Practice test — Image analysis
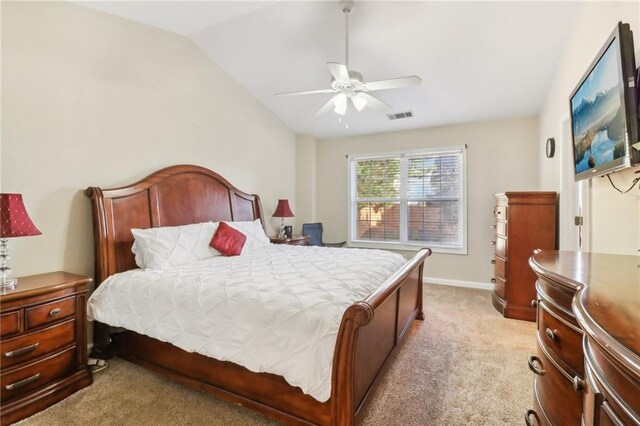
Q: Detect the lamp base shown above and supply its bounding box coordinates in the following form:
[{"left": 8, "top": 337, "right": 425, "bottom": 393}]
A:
[{"left": 0, "top": 277, "right": 17, "bottom": 292}]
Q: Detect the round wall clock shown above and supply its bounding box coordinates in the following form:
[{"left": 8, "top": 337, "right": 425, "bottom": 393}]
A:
[{"left": 546, "top": 138, "right": 555, "bottom": 158}]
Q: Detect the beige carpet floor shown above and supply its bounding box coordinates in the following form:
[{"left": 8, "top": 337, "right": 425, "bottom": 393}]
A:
[{"left": 17, "top": 284, "right": 536, "bottom": 425}]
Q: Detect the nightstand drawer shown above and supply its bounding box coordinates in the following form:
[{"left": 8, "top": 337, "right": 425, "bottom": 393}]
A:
[
  {"left": 0, "top": 346, "right": 75, "bottom": 401},
  {"left": 25, "top": 296, "right": 75, "bottom": 330},
  {"left": 1, "top": 311, "right": 22, "bottom": 337},
  {"left": 1, "top": 319, "right": 76, "bottom": 369}
]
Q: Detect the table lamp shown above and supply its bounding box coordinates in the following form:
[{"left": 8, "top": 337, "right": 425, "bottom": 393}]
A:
[
  {"left": 0, "top": 194, "right": 41, "bottom": 290},
  {"left": 272, "top": 199, "right": 294, "bottom": 239}
]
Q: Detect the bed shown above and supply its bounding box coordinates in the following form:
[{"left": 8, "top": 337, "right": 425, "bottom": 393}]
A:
[{"left": 85, "top": 164, "right": 431, "bottom": 425}]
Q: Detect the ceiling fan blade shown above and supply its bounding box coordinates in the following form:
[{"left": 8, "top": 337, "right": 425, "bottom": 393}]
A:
[
  {"left": 351, "top": 93, "right": 367, "bottom": 111},
  {"left": 326, "top": 62, "right": 351, "bottom": 84},
  {"left": 362, "top": 76, "right": 422, "bottom": 92},
  {"left": 357, "top": 92, "right": 392, "bottom": 111},
  {"left": 316, "top": 93, "right": 344, "bottom": 115},
  {"left": 275, "top": 88, "right": 337, "bottom": 97}
]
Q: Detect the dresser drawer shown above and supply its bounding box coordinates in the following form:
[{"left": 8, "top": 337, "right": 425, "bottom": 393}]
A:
[
  {"left": 1, "top": 319, "right": 76, "bottom": 369},
  {"left": 495, "top": 221, "right": 507, "bottom": 238},
  {"left": 0, "top": 346, "right": 75, "bottom": 401},
  {"left": 538, "top": 301, "right": 583, "bottom": 376},
  {"left": 25, "top": 296, "right": 75, "bottom": 330},
  {"left": 493, "top": 275, "right": 506, "bottom": 299},
  {"left": 494, "top": 256, "right": 506, "bottom": 279},
  {"left": 1, "top": 311, "right": 22, "bottom": 337},
  {"left": 527, "top": 390, "right": 550, "bottom": 426},
  {"left": 494, "top": 205, "right": 507, "bottom": 220},
  {"left": 588, "top": 339, "right": 640, "bottom": 421},
  {"left": 530, "top": 345, "right": 582, "bottom": 425},
  {"left": 495, "top": 236, "right": 507, "bottom": 257}
]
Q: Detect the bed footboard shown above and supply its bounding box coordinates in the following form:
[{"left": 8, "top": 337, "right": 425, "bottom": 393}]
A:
[{"left": 330, "top": 248, "right": 431, "bottom": 425}]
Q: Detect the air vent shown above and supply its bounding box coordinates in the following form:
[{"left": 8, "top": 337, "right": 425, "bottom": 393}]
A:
[{"left": 387, "top": 111, "right": 413, "bottom": 120}]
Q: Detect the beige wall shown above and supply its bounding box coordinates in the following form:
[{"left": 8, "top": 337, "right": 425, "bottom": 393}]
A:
[
  {"left": 538, "top": 2, "right": 640, "bottom": 254},
  {"left": 295, "top": 134, "right": 318, "bottom": 226},
  {"left": 1, "top": 2, "right": 296, "bottom": 278},
  {"left": 317, "top": 117, "right": 540, "bottom": 283}
]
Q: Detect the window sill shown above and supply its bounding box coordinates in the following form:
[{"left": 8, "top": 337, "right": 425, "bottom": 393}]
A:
[{"left": 347, "top": 240, "right": 467, "bottom": 255}]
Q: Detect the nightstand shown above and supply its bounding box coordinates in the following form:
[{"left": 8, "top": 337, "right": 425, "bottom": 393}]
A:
[
  {"left": 269, "top": 235, "right": 311, "bottom": 246},
  {"left": 0, "top": 272, "right": 93, "bottom": 425}
]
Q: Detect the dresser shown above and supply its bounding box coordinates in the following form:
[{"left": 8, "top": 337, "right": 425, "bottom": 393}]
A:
[
  {"left": 527, "top": 251, "right": 639, "bottom": 426},
  {"left": 0, "top": 272, "right": 93, "bottom": 425},
  {"left": 491, "top": 192, "right": 558, "bottom": 322}
]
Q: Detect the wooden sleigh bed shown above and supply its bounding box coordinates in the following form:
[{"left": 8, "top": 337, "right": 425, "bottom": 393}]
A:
[{"left": 85, "top": 164, "right": 431, "bottom": 426}]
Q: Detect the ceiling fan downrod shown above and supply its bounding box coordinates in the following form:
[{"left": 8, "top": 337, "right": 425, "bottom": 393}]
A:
[{"left": 341, "top": 0, "right": 353, "bottom": 70}]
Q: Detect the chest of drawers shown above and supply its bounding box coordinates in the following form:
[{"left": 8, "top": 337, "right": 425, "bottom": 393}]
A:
[
  {"left": 0, "top": 272, "right": 93, "bottom": 424},
  {"left": 491, "top": 192, "right": 558, "bottom": 322}
]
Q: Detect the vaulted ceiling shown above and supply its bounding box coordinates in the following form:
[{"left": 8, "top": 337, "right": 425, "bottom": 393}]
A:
[{"left": 80, "top": 1, "right": 579, "bottom": 138}]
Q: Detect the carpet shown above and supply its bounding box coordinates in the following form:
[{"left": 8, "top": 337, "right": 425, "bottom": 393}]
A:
[{"left": 16, "top": 284, "right": 535, "bottom": 425}]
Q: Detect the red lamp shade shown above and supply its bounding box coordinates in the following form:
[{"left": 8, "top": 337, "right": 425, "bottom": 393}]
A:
[
  {"left": 0, "top": 194, "right": 41, "bottom": 238},
  {"left": 272, "top": 199, "right": 294, "bottom": 218}
]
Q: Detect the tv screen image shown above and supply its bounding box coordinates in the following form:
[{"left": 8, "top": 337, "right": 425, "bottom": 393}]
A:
[{"left": 571, "top": 40, "right": 624, "bottom": 173}]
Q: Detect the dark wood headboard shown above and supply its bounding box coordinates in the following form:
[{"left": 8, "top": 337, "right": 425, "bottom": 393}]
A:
[{"left": 85, "top": 165, "right": 264, "bottom": 284}]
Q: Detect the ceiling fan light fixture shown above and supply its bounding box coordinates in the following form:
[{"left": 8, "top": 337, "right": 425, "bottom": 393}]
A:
[
  {"left": 333, "top": 93, "right": 348, "bottom": 115},
  {"left": 334, "top": 102, "right": 347, "bottom": 115},
  {"left": 351, "top": 94, "right": 367, "bottom": 111}
]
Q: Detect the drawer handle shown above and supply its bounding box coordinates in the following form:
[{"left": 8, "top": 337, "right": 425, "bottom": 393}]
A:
[
  {"left": 491, "top": 278, "right": 496, "bottom": 283},
  {"left": 4, "top": 342, "right": 40, "bottom": 358},
  {"left": 545, "top": 328, "right": 557, "bottom": 341},
  {"left": 491, "top": 241, "right": 496, "bottom": 246},
  {"left": 490, "top": 260, "right": 496, "bottom": 264},
  {"left": 527, "top": 355, "right": 545, "bottom": 376},
  {"left": 5, "top": 373, "right": 41, "bottom": 390},
  {"left": 490, "top": 225, "right": 496, "bottom": 229},
  {"left": 524, "top": 409, "right": 538, "bottom": 426},
  {"left": 573, "top": 375, "right": 586, "bottom": 392},
  {"left": 49, "top": 308, "right": 62, "bottom": 316},
  {"left": 531, "top": 299, "right": 538, "bottom": 308}
]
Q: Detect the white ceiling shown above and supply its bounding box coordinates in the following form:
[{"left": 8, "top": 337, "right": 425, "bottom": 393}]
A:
[{"left": 79, "top": 1, "right": 579, "bottom": 139}]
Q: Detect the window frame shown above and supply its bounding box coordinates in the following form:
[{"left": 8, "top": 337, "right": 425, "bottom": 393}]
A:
[{"left": 347, "top": 146, "right": 467, "bottom": 254}]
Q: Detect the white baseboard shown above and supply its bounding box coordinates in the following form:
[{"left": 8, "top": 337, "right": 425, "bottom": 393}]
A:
[{"left": 423, "top": 276, "right": 493, "bottom": 291}]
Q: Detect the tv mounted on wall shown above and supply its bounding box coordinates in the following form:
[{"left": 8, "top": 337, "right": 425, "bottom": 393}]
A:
[{"left": 569, "top": 22, "right": 639, "bottom": 182}]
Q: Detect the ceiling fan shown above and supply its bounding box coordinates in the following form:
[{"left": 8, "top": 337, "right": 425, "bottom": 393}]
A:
[{"left": 275, "top": 0, "right": 422, "bottom": 116}]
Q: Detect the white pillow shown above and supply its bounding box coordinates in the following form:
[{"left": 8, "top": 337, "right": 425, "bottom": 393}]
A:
[
  {"left": 131, "top": 221, "right": 220, "bottom": 270},
  {"left": 226, "top": 219, "right": 270, "bottom": 253}
]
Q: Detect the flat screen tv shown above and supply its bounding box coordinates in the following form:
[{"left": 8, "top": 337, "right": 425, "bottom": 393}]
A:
[{"left": 570, "top": 22, "right": 639, "bottom": 181}]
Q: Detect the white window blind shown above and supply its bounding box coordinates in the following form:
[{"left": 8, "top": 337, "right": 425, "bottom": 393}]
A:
[{"left": 348, "top": 146, "right": 467, "bottom": 253}]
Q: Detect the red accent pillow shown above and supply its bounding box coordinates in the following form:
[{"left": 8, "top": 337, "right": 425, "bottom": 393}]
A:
[{"left": 210, "top": 222, "right": 247, "bottom": 256}]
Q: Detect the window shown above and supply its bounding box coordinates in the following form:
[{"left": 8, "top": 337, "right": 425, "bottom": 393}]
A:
[{"left": 348, "top": 146, "right": 467, "bottom": 254}]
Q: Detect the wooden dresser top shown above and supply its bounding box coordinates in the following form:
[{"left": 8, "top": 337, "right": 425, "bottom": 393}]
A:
[{"left": 531, "top": 250, "right": 640, "bottom": 357}]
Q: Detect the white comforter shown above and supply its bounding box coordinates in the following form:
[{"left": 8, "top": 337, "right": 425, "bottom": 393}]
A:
[{"left": 87, "top": 244, "right": 406, "bottom": 402}]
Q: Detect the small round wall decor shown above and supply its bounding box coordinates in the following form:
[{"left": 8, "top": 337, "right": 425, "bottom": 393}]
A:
[{"left": 546, "top": 138, "right": 555, "bottom": 158}]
